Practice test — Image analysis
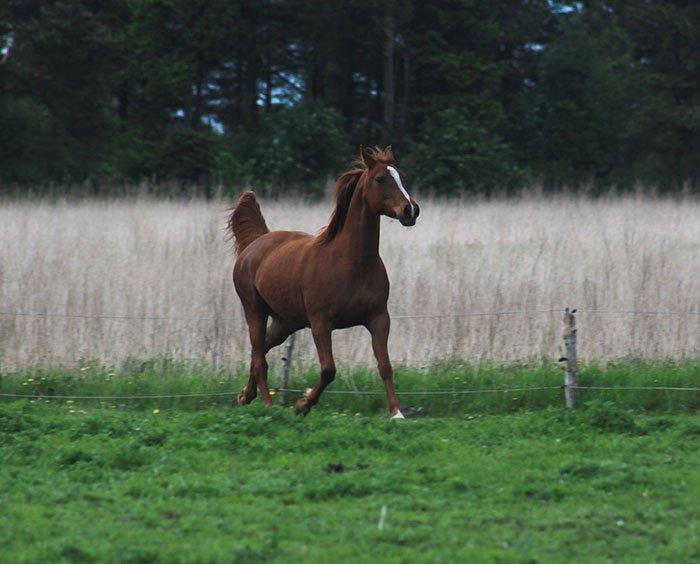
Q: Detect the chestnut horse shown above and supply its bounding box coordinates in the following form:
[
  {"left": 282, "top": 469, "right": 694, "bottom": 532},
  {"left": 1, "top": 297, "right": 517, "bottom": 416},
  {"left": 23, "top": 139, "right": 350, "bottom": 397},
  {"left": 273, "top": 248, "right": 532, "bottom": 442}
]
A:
[{"left": 226, "top": 146, "right": 419, "bottom": 418}]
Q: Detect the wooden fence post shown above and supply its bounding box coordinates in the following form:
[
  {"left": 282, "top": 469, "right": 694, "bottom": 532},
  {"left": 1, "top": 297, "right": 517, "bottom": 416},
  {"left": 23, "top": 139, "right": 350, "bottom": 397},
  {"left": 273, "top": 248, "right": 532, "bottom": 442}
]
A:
[
  {"left": 562, "top": 308, "right": 579, "bottom": 408},
  {"left": 281, "top": 333, "right": 296, "bottom": 406}
]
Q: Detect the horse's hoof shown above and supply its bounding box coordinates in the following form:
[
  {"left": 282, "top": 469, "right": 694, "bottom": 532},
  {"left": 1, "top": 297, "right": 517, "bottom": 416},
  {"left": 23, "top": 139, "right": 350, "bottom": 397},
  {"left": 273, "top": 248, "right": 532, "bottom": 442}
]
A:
[
  {"left": 294, "top": 388, "right": 314, "bottom": 416},
  {"left": 235, "top": 389, "right": 255, "bottom": 406},
  {"left": 294, "top": 398, "right": 311, "bottom": 416},
  {"left": 390, "top": 409, "right": 405, "bottom": 420}
]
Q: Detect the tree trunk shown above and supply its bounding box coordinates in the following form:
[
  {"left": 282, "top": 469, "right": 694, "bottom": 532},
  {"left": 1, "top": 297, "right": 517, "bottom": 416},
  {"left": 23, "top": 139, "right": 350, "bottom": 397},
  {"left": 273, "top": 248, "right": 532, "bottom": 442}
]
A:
[
  {"left": 192, "top": 77, "right": 203, "bottom": 129},
  {"left": 117, "top": 85, "right": 129, "bottom": 125},
  {"left": 233, "top": 51, "right": 243, "bottom": 128},
  {"left": 264, "top": 56, "right": 273, "bottom": 112},
  {"left": 381, "top": 14, "right": 395, "bottom": 145},
  {"left": 246, "top": 55, "right": 259, "bottom": 124},
  {"left": 397, "top": 46, "right": 411, "bottom": 143}
]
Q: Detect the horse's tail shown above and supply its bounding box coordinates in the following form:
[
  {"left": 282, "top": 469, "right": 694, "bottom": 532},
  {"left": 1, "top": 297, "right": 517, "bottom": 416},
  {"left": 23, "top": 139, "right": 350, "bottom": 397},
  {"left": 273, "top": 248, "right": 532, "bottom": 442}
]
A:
[{"left": 226, "top": 191, "right": 270, "bottom": 254}]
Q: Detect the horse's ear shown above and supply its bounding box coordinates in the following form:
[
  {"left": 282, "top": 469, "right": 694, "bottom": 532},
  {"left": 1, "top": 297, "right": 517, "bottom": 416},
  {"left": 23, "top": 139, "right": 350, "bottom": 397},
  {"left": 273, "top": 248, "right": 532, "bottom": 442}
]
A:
[
  {"left": 384, "top": 145, "right": 395, "bottom": 162},
  {"left": 360, "top": 145, "right": 376, "bottom": 169}
]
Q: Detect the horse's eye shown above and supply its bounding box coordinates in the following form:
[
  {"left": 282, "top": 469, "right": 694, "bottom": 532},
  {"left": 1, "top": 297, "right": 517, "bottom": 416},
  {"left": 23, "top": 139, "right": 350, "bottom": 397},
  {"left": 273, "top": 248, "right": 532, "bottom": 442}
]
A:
[{"left": 375, "top": 176, "right": 386, "bottom": 184}]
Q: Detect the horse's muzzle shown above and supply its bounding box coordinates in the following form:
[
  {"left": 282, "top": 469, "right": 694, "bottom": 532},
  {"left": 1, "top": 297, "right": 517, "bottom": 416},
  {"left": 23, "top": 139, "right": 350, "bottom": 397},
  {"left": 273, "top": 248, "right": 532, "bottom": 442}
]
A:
[{"left": 398, "top": 201, "right": 419, "bottom": 226}]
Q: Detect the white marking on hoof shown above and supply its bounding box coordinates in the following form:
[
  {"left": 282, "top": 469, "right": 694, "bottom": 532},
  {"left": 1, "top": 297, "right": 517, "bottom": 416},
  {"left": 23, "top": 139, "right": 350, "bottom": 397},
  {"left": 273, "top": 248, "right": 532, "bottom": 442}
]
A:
[{"left": 391, "top": 410, "right": 405, "bottom": 420}]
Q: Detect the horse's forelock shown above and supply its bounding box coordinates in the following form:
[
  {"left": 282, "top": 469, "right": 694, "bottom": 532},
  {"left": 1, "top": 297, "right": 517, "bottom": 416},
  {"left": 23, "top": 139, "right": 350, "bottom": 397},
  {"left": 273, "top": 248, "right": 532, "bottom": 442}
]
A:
[{"left": 353, "top": 146, "right": 396, "bottom": 169}]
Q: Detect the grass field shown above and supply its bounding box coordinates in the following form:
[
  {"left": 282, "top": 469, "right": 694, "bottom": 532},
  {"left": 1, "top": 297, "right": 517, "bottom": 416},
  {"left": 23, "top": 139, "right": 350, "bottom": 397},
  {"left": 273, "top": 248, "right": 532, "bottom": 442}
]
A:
[
  {"left": 2, "top": 360, "right": 699, "bottom": 414},
  {"left": 1, "top": 193, "right": 698, "bottom": 562},
  {"left": 2, "top": 398, "right": 700, "bottom": 562},
  {"left": 2, "top": 362, "right": 698, "bottom": 561}
]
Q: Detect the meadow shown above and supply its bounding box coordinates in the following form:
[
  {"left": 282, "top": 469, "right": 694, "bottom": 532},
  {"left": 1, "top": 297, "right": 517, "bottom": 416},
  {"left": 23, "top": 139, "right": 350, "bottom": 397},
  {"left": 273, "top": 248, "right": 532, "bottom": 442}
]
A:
[
  {"left": 0, "top": 194, "right": 698, "bottom": 371},
  {"left": 2, "top": 360, "right": 699, "bottom": 414},
  {"left": 2, "top": 399, "right": 700, "bottom": 562},
  {"left": 1, "top": 193, "right": 699, "bottom": 562}
]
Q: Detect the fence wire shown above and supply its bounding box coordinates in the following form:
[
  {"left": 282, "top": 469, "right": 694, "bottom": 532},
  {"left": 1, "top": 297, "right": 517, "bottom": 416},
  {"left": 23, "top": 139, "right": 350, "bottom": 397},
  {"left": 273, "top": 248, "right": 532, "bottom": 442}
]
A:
[
  {"left": 1, "top": 308, "right": 698, "bottom": 322},
  {"left": 0, "top": 391, "right": 234, "bottom": 400},
  {"left": 277, "top": 386, "right": 564, "bottom": 395},
  {"left": 571, "top": 385, "right": 700, "bottom": 392},
  {"left": 2, "top": 384, "right": 699, "bottom": 401}
]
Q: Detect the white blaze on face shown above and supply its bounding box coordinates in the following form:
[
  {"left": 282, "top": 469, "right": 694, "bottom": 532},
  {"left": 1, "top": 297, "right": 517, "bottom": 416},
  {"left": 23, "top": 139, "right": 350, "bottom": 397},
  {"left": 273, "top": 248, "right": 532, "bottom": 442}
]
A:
[{"left": 386, "top": 165, "right": 413, "bottom": 217}]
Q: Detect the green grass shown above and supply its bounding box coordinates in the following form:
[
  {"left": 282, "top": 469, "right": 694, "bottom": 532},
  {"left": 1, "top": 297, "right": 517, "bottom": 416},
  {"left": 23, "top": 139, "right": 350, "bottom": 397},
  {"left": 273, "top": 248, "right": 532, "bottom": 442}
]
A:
[
  {"left": 1, "top": 400, "right": 700, "bottom": 562},
  {"left": 1, "top": 359, "right": 699, "bottom": 414}
]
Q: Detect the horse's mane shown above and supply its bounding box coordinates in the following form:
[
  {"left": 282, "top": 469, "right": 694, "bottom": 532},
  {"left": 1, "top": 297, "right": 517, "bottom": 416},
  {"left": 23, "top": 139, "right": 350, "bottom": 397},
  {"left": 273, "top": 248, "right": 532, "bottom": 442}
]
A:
[
  {"left": 316, "top": 147, "right": 396, "bottom": 245},
  {"left": 315, "top": 169, "right": 363, "bottom": 245}
]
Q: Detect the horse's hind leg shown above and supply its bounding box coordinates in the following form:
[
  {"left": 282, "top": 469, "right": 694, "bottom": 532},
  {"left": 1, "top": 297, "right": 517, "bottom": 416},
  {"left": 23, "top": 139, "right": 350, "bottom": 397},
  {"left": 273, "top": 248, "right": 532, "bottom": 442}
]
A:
[
  {"left": 238, "top": 311, "right": 273, "bottom": 406},
  {"left": 295, "top": 319, "right": 335, "bottom": 416}
]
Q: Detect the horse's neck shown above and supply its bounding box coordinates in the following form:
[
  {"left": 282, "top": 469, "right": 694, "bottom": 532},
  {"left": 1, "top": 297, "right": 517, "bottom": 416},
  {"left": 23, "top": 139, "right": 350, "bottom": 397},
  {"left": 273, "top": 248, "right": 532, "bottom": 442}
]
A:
[{"left": 338, "top": 185, "right": 380, "bottom": 265}]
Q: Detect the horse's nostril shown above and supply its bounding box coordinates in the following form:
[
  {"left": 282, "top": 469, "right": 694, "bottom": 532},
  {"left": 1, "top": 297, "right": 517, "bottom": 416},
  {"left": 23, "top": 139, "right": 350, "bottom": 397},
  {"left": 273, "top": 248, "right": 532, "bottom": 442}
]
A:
[{"left": 403, "top": 204, "right": 412, "bottom": 218}]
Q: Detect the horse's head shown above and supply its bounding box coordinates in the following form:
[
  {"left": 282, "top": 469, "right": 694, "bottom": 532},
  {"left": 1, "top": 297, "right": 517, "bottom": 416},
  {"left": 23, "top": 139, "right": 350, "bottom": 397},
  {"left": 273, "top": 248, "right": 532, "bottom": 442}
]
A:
[{"left": 359, "top": 146, "right": 420, "bottom": 227}]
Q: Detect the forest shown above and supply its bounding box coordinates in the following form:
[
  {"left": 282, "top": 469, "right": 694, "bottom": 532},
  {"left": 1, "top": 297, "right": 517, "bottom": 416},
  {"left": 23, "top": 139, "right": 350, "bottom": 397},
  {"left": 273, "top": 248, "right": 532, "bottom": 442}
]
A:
[{"left": 1, "top": 0, "right": 698, "bottom": 195}]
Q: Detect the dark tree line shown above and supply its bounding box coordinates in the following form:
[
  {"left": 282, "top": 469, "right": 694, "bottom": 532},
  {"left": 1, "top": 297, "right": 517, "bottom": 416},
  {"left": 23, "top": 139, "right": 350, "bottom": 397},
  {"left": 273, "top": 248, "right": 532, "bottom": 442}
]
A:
[{"left": 1, "top": 0, "right": 698, "bottom": 195}]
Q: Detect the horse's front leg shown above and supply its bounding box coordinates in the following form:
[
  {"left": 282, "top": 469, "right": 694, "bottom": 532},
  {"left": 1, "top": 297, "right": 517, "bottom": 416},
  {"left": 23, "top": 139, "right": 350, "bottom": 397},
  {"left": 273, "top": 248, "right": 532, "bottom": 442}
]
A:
[
  {"left": 368, "top": 312, "right": 403, "bottom": 418},
  {"left": 238, "top": 312, "right": 273, "bottom": 406},
  {"left": 295, "top": 319, "right": 335, "bottom": 416}
]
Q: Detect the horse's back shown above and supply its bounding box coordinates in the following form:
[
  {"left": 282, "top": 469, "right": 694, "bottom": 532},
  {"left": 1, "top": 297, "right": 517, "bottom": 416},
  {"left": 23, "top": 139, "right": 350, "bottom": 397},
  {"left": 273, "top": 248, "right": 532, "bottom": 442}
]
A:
[{"left": 235, "top": 230, "right": 310, "bottom": 274}]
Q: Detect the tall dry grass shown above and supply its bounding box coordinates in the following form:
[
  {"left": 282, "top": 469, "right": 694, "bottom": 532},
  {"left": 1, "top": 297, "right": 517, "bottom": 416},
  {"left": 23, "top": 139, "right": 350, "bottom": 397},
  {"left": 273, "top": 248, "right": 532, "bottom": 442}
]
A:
[{"left": 0, "top": 194, "right": 698, "bottom": 370}]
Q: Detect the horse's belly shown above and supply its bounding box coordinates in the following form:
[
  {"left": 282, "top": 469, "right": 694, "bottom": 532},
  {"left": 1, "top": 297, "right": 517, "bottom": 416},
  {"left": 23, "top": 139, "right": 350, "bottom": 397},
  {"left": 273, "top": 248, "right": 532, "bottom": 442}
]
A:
[
  {"left": 332, "top": 299, "right": 385, "bottom": 328},
  {"left": 258, "top": 284, "right": 307, "bottom": 324}
]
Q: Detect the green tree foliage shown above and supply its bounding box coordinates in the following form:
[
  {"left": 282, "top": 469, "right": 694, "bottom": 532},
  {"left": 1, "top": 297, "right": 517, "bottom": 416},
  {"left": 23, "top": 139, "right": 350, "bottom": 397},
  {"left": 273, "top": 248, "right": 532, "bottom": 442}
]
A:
[
  {"left": 404, "top": 108, "right": 525, "bottom": 194},
  {"left": 215, "top": 103, "right": 348, "bottom": 195},
  {"left": 0, "top": 0, "right": 697, "bottom": 194},
  {"left": 611, "top": 0, "right": 700, "bottom": 187},
  {"left": 525, "top": 17, "right": 635, "bottom": 187},
  {"left": 0, "top": 95, "right": 56, "bottom": 183}
]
